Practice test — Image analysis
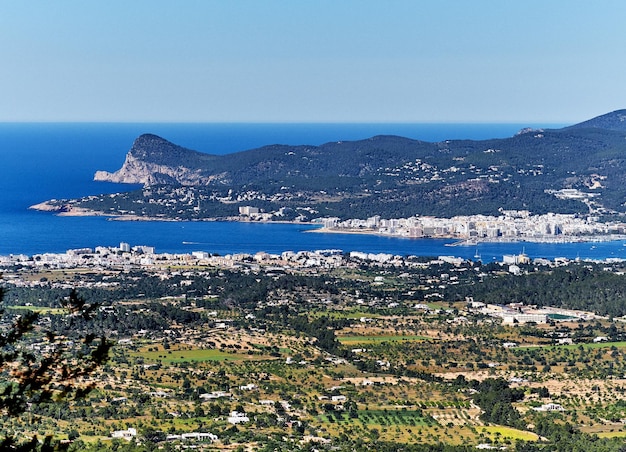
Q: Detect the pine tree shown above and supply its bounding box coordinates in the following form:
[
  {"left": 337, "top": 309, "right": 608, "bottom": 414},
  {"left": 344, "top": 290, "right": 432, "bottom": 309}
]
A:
[{"left": 0, "top": 287, "right": 111, "bottom": 450}]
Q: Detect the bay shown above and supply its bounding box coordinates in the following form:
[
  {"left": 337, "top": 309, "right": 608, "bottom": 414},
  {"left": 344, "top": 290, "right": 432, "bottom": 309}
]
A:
[{"left": 6, "top": 122, "right": 622, "bottom": 262}]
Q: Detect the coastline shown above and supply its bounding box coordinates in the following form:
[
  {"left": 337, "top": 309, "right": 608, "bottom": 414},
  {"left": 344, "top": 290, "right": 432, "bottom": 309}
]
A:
[
  {"left": 29, "top": 202, "right": 116, "bottom": 218},
  {"left": 310, "top": 226, "right": 626, "bottom": 245},
  {"left": 306, "top": 227, "right": 377, "bottom": 235},
  {"left": 28, "top": 202, "right": 316, "bottom": 225},
  {"left": 29, "top": 201, "right": 626, "bottom": 245}
]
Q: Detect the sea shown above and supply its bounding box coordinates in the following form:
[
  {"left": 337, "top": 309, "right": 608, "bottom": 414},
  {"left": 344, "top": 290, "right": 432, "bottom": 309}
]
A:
[{"left": 2, "top": 122, "right": 625, "bottom": 262}]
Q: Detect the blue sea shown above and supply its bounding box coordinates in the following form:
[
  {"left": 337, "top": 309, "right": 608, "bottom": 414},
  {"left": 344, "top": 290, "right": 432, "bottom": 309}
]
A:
[{"left": 3, "top": 122, "right": 624, "bottom": 261}]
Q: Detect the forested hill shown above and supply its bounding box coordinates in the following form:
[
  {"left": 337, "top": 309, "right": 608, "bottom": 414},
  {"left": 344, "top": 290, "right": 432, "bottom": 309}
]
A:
[
  {"left": 54, "top": 110, "right": 626, "bottom": 219},
  {"left": 564, "top": 109, "right": 626, "bottom": 131}
]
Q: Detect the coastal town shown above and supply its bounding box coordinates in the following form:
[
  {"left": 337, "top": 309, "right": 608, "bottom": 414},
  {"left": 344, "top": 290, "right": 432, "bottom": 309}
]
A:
[
  {"left": 0, "top": 241, "right": 614, "bottom": 327},
  {"left": 0, "top": 236, "right": 613, "bottom": 278},
  {"left": 312, "top": 210, "right": 626, "bottom": 243}
]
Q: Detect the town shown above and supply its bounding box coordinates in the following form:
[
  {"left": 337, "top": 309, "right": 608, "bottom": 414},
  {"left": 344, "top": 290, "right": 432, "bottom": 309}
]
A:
[{"left": 313, "top": 210, "right": 626, "bottom": 242}]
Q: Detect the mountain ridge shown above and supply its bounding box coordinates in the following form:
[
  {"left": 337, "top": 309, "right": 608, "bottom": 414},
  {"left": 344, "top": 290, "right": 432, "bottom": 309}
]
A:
[
  {"left": 565, "top": 109, "right": 626, "bottom": 131},
  {"left": 41, "top": 110, "right": 626, "bottom": 220},
  {"left": 95, "top": 110, "right": 626, "bottom": 188}
]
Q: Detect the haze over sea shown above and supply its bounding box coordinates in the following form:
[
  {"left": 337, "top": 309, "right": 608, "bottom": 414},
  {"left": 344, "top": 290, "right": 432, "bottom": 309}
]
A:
[{"left": 3, "top": 122, "right": 625, "bottom": 261}]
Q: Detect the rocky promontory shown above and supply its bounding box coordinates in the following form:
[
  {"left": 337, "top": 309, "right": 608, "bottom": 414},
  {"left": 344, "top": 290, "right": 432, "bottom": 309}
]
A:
[{"left": 94, "top": 134, "right": 220, "bottom": 186}]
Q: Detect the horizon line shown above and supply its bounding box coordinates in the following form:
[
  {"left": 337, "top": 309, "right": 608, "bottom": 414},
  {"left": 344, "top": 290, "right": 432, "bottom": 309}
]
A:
[{"left": 0, "top": 119, "right": 572, "bottom": 126}]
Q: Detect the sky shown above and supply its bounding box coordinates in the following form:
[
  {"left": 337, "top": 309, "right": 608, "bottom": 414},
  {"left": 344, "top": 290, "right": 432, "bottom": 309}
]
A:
[{"left": 1, "top": 1, "right": 625, "bottom": 123}]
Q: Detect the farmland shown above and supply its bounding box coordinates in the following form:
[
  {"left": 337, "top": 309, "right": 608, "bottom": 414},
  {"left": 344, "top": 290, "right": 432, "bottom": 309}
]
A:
[{"left": 4, "top": 252, "right": 626, "bottom": 450}]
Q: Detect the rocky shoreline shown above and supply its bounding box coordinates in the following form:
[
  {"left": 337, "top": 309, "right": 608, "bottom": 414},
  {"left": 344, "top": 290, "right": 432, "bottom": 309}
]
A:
[
  {"left": 29, "top": 201, "right": 109, "bottom": 217},
  {"left": 28, "top": 201, "right": 312, "bottom": 224}
]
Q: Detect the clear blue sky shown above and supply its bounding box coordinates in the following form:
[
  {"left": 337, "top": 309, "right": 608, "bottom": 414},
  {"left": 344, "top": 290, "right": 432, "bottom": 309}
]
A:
[{"left": 1, "top": 1, "right": 625, "bottom": 123}]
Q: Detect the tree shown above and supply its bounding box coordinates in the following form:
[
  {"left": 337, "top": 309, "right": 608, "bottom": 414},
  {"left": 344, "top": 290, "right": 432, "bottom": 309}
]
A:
[{"left": 0, "top": 287, "right": 111, "bottom": 450}]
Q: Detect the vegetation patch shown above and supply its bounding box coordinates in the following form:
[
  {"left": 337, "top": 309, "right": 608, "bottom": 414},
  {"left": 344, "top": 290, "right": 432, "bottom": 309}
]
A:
[
  {"left": 5, "top": 305, "right": 68, "bottom": 315},
  {"left": 309, "top": 310, "right": 380, "bottom": 320},
  {"left": 132, "top": 348, "right": 251, "bottom": 363},
  {"left": 481, "top": 425, "right": 539, "bottom": 442},
  {"left": 323, "top": 409, "right": 433, "bottom": 426},
  {"left": 338, "top": 334, "right": 431, "bottom": 345},
  {"left": 596, "top": 431, "right": 626, "bottom": 438},
  {"left": 531, "top": 341, "right": 626, "bottom": 351}
]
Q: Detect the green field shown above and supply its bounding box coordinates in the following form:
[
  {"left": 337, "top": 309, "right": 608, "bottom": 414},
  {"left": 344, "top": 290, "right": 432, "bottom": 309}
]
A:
[
  {"left": 544, "top": 341, "right": 626, "bottom": 351},
  {"left": 481, "top": 426, "right": 539, "bottom": 442},
  {"left": 577, "top": 341, "right": 626, "bottom": 349},
  {"left": 133, "top": 348, "right": 251, "bottom": 363},
  {"left": 309, "top": 310, "right": 380, "bottom": 320},
  {"left": 596, "top": 431, "right": 626, "bottom": 438},
  {"left": 338, "top": 334, "right": 431, "bottom": 345},
  {"left": 5, "top": 305, "right": 67, "bottom": 315}
]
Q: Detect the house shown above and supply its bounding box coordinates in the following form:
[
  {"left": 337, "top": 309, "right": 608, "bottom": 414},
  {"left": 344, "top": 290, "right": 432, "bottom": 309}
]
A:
[
  {"left": 150, "top": 390, "right": 170, "bottom": 398},
  {"left": 199, "top": 391, "right": 231, "bottom": 400},
  {"left": 227, "top": 411, "right": 250, "bottom": 424},
  {"left": 509, "top": 377, "right": 528, "bottom": 384},
  {"left": 534, "top": 403, "right": 565, "bottom": 412},
  {"left": 181, "top": 432, "right": 218, "bottom": 442},
  {"left": 111, "top": 428, "right": 137, "bottom": 440},
  {"left": 166, "top": 432, "right": 218, "bottom": 442},
  {"left": 280, "top": 400, "right": 292, "bottom": 411}
]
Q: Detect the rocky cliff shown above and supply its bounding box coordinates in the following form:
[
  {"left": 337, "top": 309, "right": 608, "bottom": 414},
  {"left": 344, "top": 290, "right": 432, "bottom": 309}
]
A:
[{"left": 94, "top": 134, "right": 219, "bottom": 186}]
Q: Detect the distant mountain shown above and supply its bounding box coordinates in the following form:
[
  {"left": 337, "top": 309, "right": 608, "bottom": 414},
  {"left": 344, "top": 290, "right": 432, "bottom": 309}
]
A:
[
  {"left": 36, "top": 110, "right": 626, "bottom": 220},
  {"left": 565, "top": 109, "right": 626, "bottom": 131}
]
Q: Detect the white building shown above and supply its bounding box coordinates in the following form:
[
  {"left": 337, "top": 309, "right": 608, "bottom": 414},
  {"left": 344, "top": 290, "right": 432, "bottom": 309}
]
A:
[
  {"left": 503, "top": 253, "right": 530, "bottom": 265},
  {"left": 199, "top": 391, "right": 231, "bottom": 400},
  {"left": 239, "top": 206, "right": 260, "bottom": 216},
  {"left": 534, "top": 403, "right": 565, "bottom": 412},
  {"left": 227, "top": 411, "right": 250, "bottom": 424},
  {"left": 502, "top": 313, "right": 547, "bottom": 324},
  {"left": 166, "top": 432, "right": 218, "bottom": 442},
  {"left": 111, "top": 428, "right": 137, "bottom": 440}
]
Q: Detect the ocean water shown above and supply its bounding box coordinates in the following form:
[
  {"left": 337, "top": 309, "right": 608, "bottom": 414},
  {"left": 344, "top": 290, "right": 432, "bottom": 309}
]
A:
[{"left": 6, "top": 122, "right": 623, "bottom": 262}]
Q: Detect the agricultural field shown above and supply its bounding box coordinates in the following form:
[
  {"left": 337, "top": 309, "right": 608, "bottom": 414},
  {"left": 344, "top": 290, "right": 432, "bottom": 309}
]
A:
[
  {"left": 4, "top": 257, "right": 626, "bottom": 450},
  {"left": 337, "top": 334, "right": 432, "bottom": 345}
]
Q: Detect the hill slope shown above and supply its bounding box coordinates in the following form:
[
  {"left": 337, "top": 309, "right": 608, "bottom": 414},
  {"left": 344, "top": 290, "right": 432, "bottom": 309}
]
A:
[
  {"left": 565, "top": 109, "right": 626, "bottom": 131},
  {"left": 40, "top": 110, "right": 626, "bottom": 219}
]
